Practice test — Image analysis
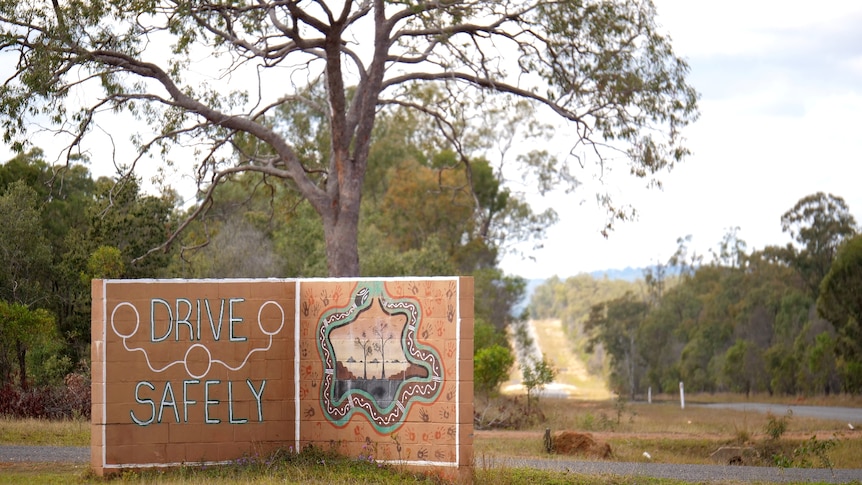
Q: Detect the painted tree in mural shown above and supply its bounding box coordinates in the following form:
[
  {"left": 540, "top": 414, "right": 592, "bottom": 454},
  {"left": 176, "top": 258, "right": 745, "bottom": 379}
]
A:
[
  {"left": 371, "top": 318, "right": 394, "bottom": 379},
  {"left": 354, "top": 333, "right": 371, "bottom": 379},
  {"left": 0, "top": 1, "right": 697, "bottom": 277}
]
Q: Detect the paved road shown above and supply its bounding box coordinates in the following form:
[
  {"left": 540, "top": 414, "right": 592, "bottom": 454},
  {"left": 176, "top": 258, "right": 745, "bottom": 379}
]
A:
[
  {"left": 0, "top": 445, "right": 88, "bottom": 463},
  {"left": 696, "top": 402, "right": 862, "bottom": 424}
]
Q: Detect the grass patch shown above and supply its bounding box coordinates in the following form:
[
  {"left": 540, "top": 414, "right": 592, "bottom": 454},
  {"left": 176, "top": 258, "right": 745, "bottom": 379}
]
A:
[
  {"left": 0, "top": 461, "right": 759, "bottom": 485},
  {"left": 0, "top": 463, "right": 87, "bottom": 485},
  {"left": 0, "top": 417, "right": 89, "bottom": 446},
  {"left": 2, "top": 447, "right": 449, "bottom": 484},
  {"left": 606, "top": 437, "right": 720, "bottom": 464}
]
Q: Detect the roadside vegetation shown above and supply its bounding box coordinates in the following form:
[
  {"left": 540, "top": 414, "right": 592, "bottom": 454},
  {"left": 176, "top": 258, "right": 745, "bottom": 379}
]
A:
[{"left": 475, "top": 397, "right": 862, "bottom": 468}]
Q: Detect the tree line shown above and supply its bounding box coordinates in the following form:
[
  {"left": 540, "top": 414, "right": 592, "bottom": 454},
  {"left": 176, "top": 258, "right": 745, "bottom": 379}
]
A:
[
  {"left": 0, "top": 150, "right": 175, "bottom": 393},
  {"left": 531, "top": 193, "right": 862, "bottom": 397}
]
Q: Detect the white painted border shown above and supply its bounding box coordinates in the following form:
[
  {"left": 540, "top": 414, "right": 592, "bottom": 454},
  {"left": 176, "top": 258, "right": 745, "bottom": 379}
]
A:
[
  {"left": 455, "top": 276, "right": 461, "bottom": 467},
  {"left": 98, "top": 277, "right": 465, "bottom": 469},
  {"left": 101, "top": 279, "right": 107, "bottom": 469},
  {"left": 294, "top": 280, "right": 301, "bottom": 452}
]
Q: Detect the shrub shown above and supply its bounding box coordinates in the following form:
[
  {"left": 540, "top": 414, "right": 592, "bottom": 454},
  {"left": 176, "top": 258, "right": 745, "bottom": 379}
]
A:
[
  {"left": 764, "top": 410, "right": 791, "bottom": 441},
  {"left": 0, "top": 372, "right": 90, "bottom": 419}
]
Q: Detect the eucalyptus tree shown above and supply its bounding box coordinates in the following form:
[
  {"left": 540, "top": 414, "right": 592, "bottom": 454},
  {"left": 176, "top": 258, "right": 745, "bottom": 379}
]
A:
[
  {"left": 781, "top": 192, "right": 858, "bottom": 297},
  {"left": 585, "top": 291, "right": 648, "bottom": 399},
  {"left": 0, "top": 0, "right": 698, "bottom": 276}
]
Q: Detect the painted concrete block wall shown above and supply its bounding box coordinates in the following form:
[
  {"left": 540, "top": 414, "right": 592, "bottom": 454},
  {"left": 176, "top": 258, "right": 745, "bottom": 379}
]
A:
[
  {"left": 296, "top": 278, "right": 473, "bottom": 479},
  {"left": 92, "top": 277, "right": 473, "bottom": 481}
]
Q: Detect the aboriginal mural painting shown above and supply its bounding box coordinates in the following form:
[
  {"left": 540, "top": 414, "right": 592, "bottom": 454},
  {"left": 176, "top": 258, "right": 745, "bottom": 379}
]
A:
[
  {"left": 297, "top": 278, "right": 470, "bottom": 468},
  {"left": 319, "top": 282, "right": 442, "bottom": 432}
]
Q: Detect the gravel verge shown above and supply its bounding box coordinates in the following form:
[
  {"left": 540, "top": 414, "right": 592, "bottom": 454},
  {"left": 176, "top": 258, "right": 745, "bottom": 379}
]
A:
[
  {"left": 0, "top": 445, "right": 88, "bottom": 463},
  {"left": 491, "top": 456, "right": 862, "bottom": 483}
]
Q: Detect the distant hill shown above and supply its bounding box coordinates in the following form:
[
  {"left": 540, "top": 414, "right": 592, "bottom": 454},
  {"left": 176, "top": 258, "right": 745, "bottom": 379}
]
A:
[
  {"left": 516, "top": 268, "right": 646, "bottom": 316},
  {"left": 588, "top": 266, "right": 644, "bottom": 282}
]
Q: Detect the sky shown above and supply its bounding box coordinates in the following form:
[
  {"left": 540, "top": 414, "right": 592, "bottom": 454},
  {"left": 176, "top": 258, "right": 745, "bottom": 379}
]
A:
[{"left": 500, "top": 0, "right": 862, "bottom": 279}]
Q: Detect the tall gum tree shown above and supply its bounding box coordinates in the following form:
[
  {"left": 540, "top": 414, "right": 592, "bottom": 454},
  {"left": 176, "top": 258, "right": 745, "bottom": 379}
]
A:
[{"left": 0, "top": 0, "right": 698, "bottom": 276}]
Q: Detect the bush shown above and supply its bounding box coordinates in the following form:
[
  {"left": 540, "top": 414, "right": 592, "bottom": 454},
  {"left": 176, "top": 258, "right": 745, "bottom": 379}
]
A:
[
  {"left": 475, "top": 344, "right": 514, "bottom": 397},
  {"left": 0, "top": 372, "right": 90, "bottom": 419},
  {"left": 764, "top": 410, "right": 791, "bottom": 441}
]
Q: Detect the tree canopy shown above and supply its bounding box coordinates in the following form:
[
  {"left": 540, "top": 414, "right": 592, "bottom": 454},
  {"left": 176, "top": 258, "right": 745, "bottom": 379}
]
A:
[
  {"left": 0, "top": 0, "right": 698, "bottom": 276},
  {"left": 781, "top": 192, "right": 858, "bottom": 297}
]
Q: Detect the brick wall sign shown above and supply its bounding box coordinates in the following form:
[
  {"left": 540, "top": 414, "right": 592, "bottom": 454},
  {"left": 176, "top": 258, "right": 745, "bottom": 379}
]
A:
[{"left": 91, "top": 277, "right": 473, "bottom": 480}]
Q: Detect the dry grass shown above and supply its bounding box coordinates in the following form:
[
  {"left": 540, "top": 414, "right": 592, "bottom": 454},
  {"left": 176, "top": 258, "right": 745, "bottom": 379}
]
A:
[
  {"left": 0, "top": 463, "right": 87, "bottom": 485},
  {"left": 0, "top": 417, "right": 89, "bottom": 446},
  {"left": 475, "top": 397, "right": 862, "bottom": 468}
]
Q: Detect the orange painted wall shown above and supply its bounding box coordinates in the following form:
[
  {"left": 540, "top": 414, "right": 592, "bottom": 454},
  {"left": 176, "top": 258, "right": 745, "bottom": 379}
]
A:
[{"left": 92, "top": 277, "right": 472, "bottom": 480}]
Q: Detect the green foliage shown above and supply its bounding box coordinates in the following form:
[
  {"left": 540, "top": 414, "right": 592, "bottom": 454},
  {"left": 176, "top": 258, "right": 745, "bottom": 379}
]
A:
[
  {"left": 818, "top": 234, "right": 862, "bottom": 390},
  {"left": 530, "top": 273, "right": 642, "bottom": 380},
  {"left": 360, "top": 231, "right": 454, "bottom": 277},
  {"left": 520, "top": 354, "right": 557, "bottom": 413},
  {"left": 0, "top": 181, "right": 52, "bottom": 305},
  {"left": 530, "top": 274, "right": 643, "bottom": 326},
  {"left": 764, "top": 411, "right": 791, "bottom": 441},
  {"left": 781, "top": 192, "right": 858, "bottom": 298},
  {"left": 27, "top": 347, "right": 73, "bottom": 388},
  {"left": 475, "top": 318, "right": 509, "bottom": 352},
  {"left": 0, "top": 152, "right": 96, "bottom": 370},
  {"left": 181, "top": 216, "right": 284, "bottom": 279},
  {"left": 0, "top": 301, "right": 57, "bottom": 388},
  {"left": 792, "top": 435, "right": 838, "bottom": 470},
  {"left": 475, "top": 344, "right": 515, "bottom": 398},
  {"left": 86, "top": 246, "right": 125, "bottom": 279},
  {"left": 88, "top": 177, "right": 176, "bottom": 278},
  {"left": 474, "top": 268, "right": 527, "bottom": 331},
  {"left": 722, "top": 339, "right": 766, "bottom": 396},
  {"left": 773, "top": 434, "right": 838, "bottom": 471},
  {"left": 585, "top": 292, "right": 648, "bottom": 398},
  {"left": 536, "top": 0, "right": 699, "bottom": 175}
]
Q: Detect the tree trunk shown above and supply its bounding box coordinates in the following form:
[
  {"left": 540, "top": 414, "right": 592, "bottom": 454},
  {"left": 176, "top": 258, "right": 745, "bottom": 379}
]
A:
[
  {"left": 318, "top": 154, "right": 363, "bottom": 277},
  {"left": 322, "top": 209, "right": 361, "bottom": 277}
]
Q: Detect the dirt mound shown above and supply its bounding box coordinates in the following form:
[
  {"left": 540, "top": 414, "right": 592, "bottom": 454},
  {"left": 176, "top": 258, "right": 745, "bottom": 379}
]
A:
[{"left": 551, "top": 431, "right": 612, "bottom": 459}]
